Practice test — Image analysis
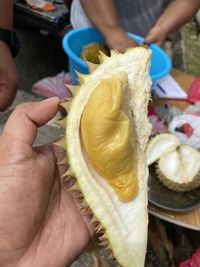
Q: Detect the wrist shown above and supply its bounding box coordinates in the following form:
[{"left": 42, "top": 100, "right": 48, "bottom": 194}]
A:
[
  {"left": 103, "top": 25, "right": 125, "bottom": 39},
  {"left": 154, "top": 19, "right": 171, "bottom": 36}
]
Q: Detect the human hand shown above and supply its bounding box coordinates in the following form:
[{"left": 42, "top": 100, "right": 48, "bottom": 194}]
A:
[
  {"left": 0, "top": 98, "right": 94, "bottom": 267},
  {"left": 0, "top": 41, "right": 19, "bottom": 111},
  {"left": 105, "top": 27, "right": 138, "bottom": 52},
  {"left": 143, "top": 24, "right": 168, "bottom": 47}
]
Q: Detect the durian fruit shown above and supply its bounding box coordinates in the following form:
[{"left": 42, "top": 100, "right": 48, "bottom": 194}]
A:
[
  {"left": 156, "top": 145, "right": 200, "bottom": 192},
  {"left": 81, "top": 42, "right": 110, "bottom": 64},
  {"left": 146, "top": 133, "right": 181, "bottom": 166},
  {"left": 147, "top": 133, "right": 200, "bottom": 192},
  {"left": 63, "top": 47, "right": 152, "bottom": 267}
]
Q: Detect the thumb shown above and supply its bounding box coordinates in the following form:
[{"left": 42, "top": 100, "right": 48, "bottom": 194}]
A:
[{"left": 2, "top": 97, "right": 60, "bottom": 146}]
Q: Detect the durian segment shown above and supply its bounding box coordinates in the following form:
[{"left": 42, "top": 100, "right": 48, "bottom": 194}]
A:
[
  {"left": 156, "top": 145, "right": 200, "bottom": 191},
  {"left": 147, "top": 133, "right": 181, "bottom": 166},
  {"left": 65, "top": 47, "right": 152, "bottom": 267},
  {"left": 81, "top": 72, "right": 138, "bottom": 201}
]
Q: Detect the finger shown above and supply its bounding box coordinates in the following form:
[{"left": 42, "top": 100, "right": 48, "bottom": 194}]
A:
[{"left": 2, "top": 97, "right": 60, "bottom": 146}]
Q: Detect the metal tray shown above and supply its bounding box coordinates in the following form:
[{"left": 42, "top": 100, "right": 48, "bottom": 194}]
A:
[{"left": 148, "top": 165, "right": 200, "bottom": 212}]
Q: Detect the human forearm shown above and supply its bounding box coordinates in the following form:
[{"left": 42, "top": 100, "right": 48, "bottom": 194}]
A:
[
  {"left": 0, "top": 0, "right": 13, "bottom": 29},
  {"left": 155, "top": 0, "right": 200, "bottom": 35},
  {"left": 80, "top": 0, "right": 137, "bottom": 50},
  {"left": 80, "top": 0, "right": 121, "bottom": 37}
]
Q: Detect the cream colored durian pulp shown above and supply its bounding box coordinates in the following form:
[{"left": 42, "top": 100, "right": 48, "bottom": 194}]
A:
[{"left": 65, "top": 47, "right": 152, "bottom": 267}]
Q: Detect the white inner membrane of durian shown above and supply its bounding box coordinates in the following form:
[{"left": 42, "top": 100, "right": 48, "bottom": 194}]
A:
[
  {"left": 147, "top": 134, "right": 181, "bottom": 166},
  {"left": 158, "top": 145, "right": 200, "bottom": 183}
]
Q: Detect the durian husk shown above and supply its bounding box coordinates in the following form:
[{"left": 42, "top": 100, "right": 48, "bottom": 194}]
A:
[
  {"left": 156, "top": 145, "right": 200, "bottom": 192},
  {"left": 63, "top": 47, "right": 152, "bottom": 267}
]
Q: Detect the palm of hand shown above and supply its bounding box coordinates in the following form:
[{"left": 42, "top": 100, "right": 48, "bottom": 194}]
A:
[{"left": 0, "top": 100, "right": 93, "bottom": 267}]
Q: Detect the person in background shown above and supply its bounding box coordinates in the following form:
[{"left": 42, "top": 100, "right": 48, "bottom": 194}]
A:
[
  {"left": 70, "top": 0, "right": 200, "bottom": 51},
  {"left": 0, "top": 97, "right": 94, "bottom": 267},
  {"left": 0, "top": 0, "right": 19, "bottom": 111}
]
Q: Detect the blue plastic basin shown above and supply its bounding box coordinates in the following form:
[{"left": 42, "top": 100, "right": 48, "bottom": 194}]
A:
[{"left": 62, "top": 27, "right": 172, "bottom": 85}]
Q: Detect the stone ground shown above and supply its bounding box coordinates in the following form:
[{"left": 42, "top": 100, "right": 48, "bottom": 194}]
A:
[{"left": 1, "top": 19, "right": 200, "bottom": 267}]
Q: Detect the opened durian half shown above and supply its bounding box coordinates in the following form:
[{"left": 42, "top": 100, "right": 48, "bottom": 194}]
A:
[
  {"left": 147, "top": 133, "right": 200, "bottom": 192},
  {"left": 63, "top": 47, "right": 152, "bottom": 267}
]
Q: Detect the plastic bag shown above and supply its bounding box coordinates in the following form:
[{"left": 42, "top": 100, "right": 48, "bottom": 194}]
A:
[
  {"left": 149, "top": 115, "right": 167, "bottom": 135},
  {"left": 169, "top": 101, "right": 200, "bottom": 148},
  {"left": 179, "top": 247, "right": 200, "bottom": 267},
  {"left": 188, "top": 75, "right": 200, "bottom": 103},
  {"left": 32, "top": 71, "right": 73, "bottom": 100},
  {"left": 169, "top": 114, "right": 200, "bottom": 148}
]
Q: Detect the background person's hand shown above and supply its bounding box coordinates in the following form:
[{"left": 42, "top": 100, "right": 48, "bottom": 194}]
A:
[
  {"left": 105, "top": 27, "right": 138, "bottom": 52},
  {"left": 0, "top": 41, "right": 19, "bottom": 111},
  {"left": 143, "top": 24, "right": 168, "bottom": 47},
  {"left": 0, "top": 98, "right": 94, "bottom": 267}
]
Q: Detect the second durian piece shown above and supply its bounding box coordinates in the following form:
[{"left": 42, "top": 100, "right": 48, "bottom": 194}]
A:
[{"left": 147, "top": 133, "right": 200, "bottom": 192}]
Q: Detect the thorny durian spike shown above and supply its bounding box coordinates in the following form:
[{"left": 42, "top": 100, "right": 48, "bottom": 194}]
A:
[
  {"left": 58, "top": 157, "right": 68, "bottom": 166},
  {"left": 60, "top": 101, "right": 72, "bottom": 113},
  {"left": 68, "top": 181, "right": 81, "bottom": 192},
  {"left": 110, "top": 49, "right": 120, "bottom": 57},
  {"left": 86, "top": 61, "right": 99, "bottom": 73},
  {"left": 62, "top": 168, "right": 71, "bottom": 179},
  {"left": 53, "top": 136, "right": 65, "bottom": 149},
  {"left": 91, "top": 252, "right": 112, "bottom": 267},
  {"left": 98, "top": 50, "right": 109, "bottom": 64},
  {"left": 67, "top": 84, "right": 80, "bottom": 97},
  {"left": 76, "top": 71, "right": 89, "bottom": 84}
]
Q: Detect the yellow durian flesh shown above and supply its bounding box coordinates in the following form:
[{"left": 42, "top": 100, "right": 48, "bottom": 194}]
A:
[
  {"left": 81, "top": 73, "right": 138, "bottom": 201},
  {"left": 65, "top": 47, "right": 152, "bottom": 267}
]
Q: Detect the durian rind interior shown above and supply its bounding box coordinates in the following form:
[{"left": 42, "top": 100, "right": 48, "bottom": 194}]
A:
[{"left": 65, "top": 47, "right": 152, "bottom": 267}]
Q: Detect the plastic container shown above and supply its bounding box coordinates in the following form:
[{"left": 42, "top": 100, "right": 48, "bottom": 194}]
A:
[{"left": 62, "top": 27, "right": 172, "bottom": 85}]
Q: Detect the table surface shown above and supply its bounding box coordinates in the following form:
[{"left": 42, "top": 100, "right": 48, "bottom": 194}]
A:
[{"left": 148, "top": 69, "right": 200, "bottom": 231}]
